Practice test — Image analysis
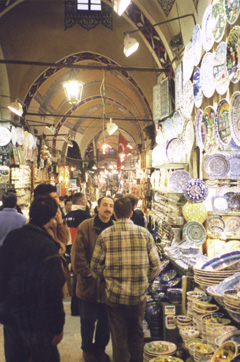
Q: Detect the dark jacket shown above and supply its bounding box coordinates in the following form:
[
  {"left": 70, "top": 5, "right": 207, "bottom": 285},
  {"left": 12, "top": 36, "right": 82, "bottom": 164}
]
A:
[
  {"left": 65, "top": 209, "right": 91, "bottom": 228},
  {"left": 0, "top": 223, "right": 65, "bottom": 335}
]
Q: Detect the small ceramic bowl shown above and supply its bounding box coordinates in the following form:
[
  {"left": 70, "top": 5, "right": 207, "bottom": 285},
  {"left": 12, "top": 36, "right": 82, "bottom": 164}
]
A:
[{"left": 195, "top": 301, "right": 219, "bottom": 312}]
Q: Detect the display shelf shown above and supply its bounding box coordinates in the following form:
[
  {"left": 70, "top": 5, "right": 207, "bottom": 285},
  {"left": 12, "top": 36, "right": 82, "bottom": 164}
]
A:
[{"left": 208, "top": 211, "right": 240, "bottom": 216}]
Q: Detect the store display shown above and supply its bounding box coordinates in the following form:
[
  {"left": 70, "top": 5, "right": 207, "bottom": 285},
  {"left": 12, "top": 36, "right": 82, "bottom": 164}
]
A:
[
  {"left": 183, "top": 41, "right": 193, "bottom": 85},
  {"left": 182, "top": 80, "right": 194, "bottom": 119},
  {"left": 172, "top": 110, "right": 184, "bottom": 135},
  {"left": 204, "top": 154, "right": 230, "bottom": 178},
  {"left": 212, "top": 0, "right": 227, "bottom": 42},
  {"left": 168, "top": 170, "right": 191, "bottom": 193},
  {"left": 213, "top": 42, "right": 230, "bottom": 95},
  {"left": 192, "top": 24, "right": 202, "bottom": 66},
  {"left": 193, "top": 67, "right": 203, "bottom": 108},
  {"left": 166, "top": 137, "right": 186, "bottom": 163},
  {"left": 215, "top": 99, "right": 231, "bottom": 147},
  {"left": 201, "top": 52, "right": 215, "bottom": 98},
  {"left": 227, "top": 26, "right": 240, "bottom": 83},
  {"left": 0, "top": 126, "right": 11, "bottom": 147},
  {"left": 184, "top": 179, "right": 208, "bottom": 203},
  {"left": 201, "top": 6, "right": 215, "bottom": 51},
  {"left": 183, "top": 221, "right": 206, "bottom": 245},
  {"left": 224, "top": 0, "right": 240, "bottom": 24},
  {"left": 182, "top": 202, "right": 208, "bottom": 223},
  {"left": 228, "top": 153, "right": 240, "bottom": 178}
]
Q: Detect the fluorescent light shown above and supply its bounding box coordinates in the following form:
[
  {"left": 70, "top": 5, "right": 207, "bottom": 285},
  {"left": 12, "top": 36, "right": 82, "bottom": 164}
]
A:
[
  {"left": 107, "top": 118, "right": 118, "bottom": 135},
  {"left": 123, "top": 34, "right": 139, "bottom": 57},
  {"left": 8, "top": 100, "right": 23, "bottom": 117},
  {"left": 114, "top": 0, "right": 131, "bottom": 15}
]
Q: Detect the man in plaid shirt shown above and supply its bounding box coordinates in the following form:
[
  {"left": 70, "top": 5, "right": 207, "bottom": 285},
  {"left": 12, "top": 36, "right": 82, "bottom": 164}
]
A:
[{"left": 91, "top": 197, "right": 160, "bottom": 362}]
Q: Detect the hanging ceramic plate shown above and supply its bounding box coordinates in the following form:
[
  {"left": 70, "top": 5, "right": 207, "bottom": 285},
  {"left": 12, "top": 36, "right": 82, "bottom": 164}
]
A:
[
  {"left": 183, "top": 120, "right": 195, "bottom": 153},
  {"left": 0, "top": 127, "right": 11, "bottom": 147},
  {"left": 201, "top": 52, "right": 215, "bottom": 98},
  {"left": 224, "top": 0, "right": 240, "bottom": 24},
  {"left": 182, "top": 80, "right": 194, "bottom": 119},
  {"left": 195, "top": 108, "right": 204, "bottom": 148},
  {"left": 212, "top": 196, "right": 229, "bottom": 211},
  {"left": 192, "top": 24, "right": 202, "bottom": 66},
  {"left": 201, "top": 6, "right": 215, "bottom": 51},
  {"left": 183, "top": 41, "right": 193, "bottom": 85},
  {"left": 228, "top": 153, "right": 240, "bottom": 178},
  {"left": 215, "top": 99, "right": 231, "bottom": 147},
  {"left": 207, "top": 216, "right": 225, "bottom": 234},
  {"left": 229, "top": 193, "right": 240, "bottom": 211},
  {"left": 152, "top": 145, "right": 165, "bottom": 167},
  {"left": 230, "top": 91, "right": 240, "bottom": 147},
  {"left": 169, "top": 170, "right": 192, "bottom": 193},
  {"left": 193, "top": 67, "right": 203, "bottom": 108},
  {"left": 213, "top": 42, "right": 230, "bottom": 95},
  {"left": 204, "top": 154, "right": 230, "bottom": 178},
  {"left": 225, "top": 216, "right": 240, "bottom": 233},
  {"left": 175, "top": 62, "right": 183, "bottom": 110},
  {"left": 15, "top": 127, "right": 24, "bottom": 146},
  {"left": 184, "top": 178, "right": 208, "bottom": 203},
  {"left": 227, "top": 26, "right": 240, "bottom": 83},
  {"left": 172, "top": 110, "right": 184, "bottom": 135},
  {"left": 162, "top": 117, "right": 177, "bottom": 141},
  {"left": 202, "top": 106, "right": 218, "bottom": 154},
  {"left": 11, "top": 126, "right": 17, "bottom": 146},
  {"left": 212, "top": 0, "right": 227, "bottom": 42},
  {"left": 166, "top": 137, "right": 186, "bottom": 163},
  {"left": 183, "top": 221, "right": 206, "bottom": 246},
  {"left": 182, "top": 202, "right": 208, "bottom": 223}
]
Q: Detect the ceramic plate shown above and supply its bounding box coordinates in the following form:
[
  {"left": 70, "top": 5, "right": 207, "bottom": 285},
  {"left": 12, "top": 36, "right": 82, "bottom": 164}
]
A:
[
  {"left": 152, "top": 145, "right": 165, "bottom": 167},
  {"left": 0, "top": 127, "right": 11, "bottom": 147},
  {"left": 227, "top": 26, "right": 240, "bottom": 83},
  {"left": 193, "top": 67, "right": 203, "bottom": 108},
  {"left": 230, "top": 91, "right": 240, "bottom": 147},
  {"left": 162, "top": 117, "right": 177, "bottom": 141},
  {"left": 217, "top": 186, "right": 231, "bottom": 196},
  {"left": 192, "top": 24, "right": 202, "bottom": 66},
  {"left": 212, "top": 196, "right": 229, "bottom": 211},
  {"left": 184, "top": 179, "right": 208, "bottom": 203},
  {"left": 182, "top": 202, "right": 208, "bottom": 223},
  {"left": 169, "top": 170, "right": 192, "bottom": 193},
  {"left": 144, "top": 341, "right": 177, "bottom": 355},
  {"left": 166, "top": 138, "right": 186, "bottom": 163},
  {"left": 172, "top": 110, "right": 184, "bottom": 135},
  {"left": 183, "top": 120, "right": 195, "bottom": 153},
  {"left": 183, "top": 41, "right": 193, "bottom": 85},
  {"left": 214, "top": 42, "right": 230, "bottom": 95},
  {"left": 202, "top": 106, "right": 218, "bottom": 154},
  {"left": 212, "top": 0, "right": 227, "bottom": 42},
  {"left": 224, "top": 0, "right": 240, "bottom": 24},
  {"left": 183, "top": 221, "right": 206, "bottom": 245},
  {"left": 11, "top": 126, "right": 17, "bottom": 146},
  {"left": 201, "top": 52, "right": 215, "bottom": 98},
  {"left": 202, "top": 6, "right": 215, "bottom": 51},
  {"left": 204, "top": 154, "right": 230, "bottom": 178},
  {"left": 225, "top": 216, "right": 240, "bottom": 233},
  {"left": 182, "top": 80, "right": 194, "bottom": 119},
  {"left": 15, "top": 127, "right": 24, "bottom": 146},
  {"left": 207, "top": 216, "right": 225, "bottom": 234},
  {"left": 195, "top": 109, "right": 204, "bottom": 148},
  {"left": 175, "top": 62, "right": 183, "bottom": 110},
  {"left": 228, "top": 154, "right": 240, "bottom": 178},
  {"left": 215, "top": 99, "right": 231, "bottom": 147},
  {"left": 229, "top": 193, "right": 240, "bottom": 211},
  {"left": 161, "top": 270, "right": 177, "bottom": 282}
]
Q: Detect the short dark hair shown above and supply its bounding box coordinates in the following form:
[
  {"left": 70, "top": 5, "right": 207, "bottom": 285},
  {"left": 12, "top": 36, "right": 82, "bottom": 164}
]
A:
[
  {"left": 34, "top": 183, "right": 57, "bottom": 198},
  {"left": 72, "top": 192, "right": 85, "bottom": 205},
  {"left": 30, "top": 195, "right": 58, "bottom": 226},
  {"left": 97, "top": 196, "right": 113, "bottom": 207},
  {"left": 114, "top": 197, "right": 132, "bottom": 219},
  {"left": 64, "top": 197, "right": 72, "bottom": 206},
  {"left": 124, "top": 193, "right": 138, "bottom": 209},
  {"left": 2, "top": 191, "right": 17, "bottom": 208}
]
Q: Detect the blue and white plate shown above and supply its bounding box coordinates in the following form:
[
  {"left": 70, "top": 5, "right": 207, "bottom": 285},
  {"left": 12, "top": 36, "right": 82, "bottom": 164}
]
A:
[
  {"left": 228, "top": 153, "right": 240, "bottom": 178},
  {"left": 202, "top": 5, "right": 215, "bottom": 51},
  {"left": 201, "top": 52, "right": 215, "bottom": 98},
  {"left": 169, "top": 170, "right": 192, "bottom": 193},
  {"left": 204, "top": 154, "right": 230, "bottom": 178},
  {"left": 193, "top": 67, "right": 203, "bottom": 108},
  {"left": 184, "top": 178, "right": 208, "bottom": 203},
  {"left": 192, "top": 24, "right": 202, "bottom": 66}
]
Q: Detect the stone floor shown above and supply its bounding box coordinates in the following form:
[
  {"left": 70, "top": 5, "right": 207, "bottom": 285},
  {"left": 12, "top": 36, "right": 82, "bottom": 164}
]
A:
[{"left": 0, "top": 299, "right": 113, "bottom": 362}]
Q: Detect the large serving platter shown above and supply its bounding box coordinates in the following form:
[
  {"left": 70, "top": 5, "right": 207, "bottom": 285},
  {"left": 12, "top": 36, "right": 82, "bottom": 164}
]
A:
[
  {"left": 162, "top": 118, "right": 177, "bottom": 141},
  {"left": 224, "top": 0, "right": 240, "bottom": 25},
  {"left": 182, "top": 202, "right": 208, "bottom": 223},
  {"left": 215, "top": 99, "right": 231, "bottom": 147},
  {"left": 0, "top": 127, "right": 11, "bottom": 147},
  {"left": 11, "top": 126, "right": 17, "bottom": 146},
  {"left": 193, "top": 67, "right": 203, "bottom": 108},
  {"left": 15, "top": 127, "right": 24, "bottom": 146},
  {"left": 201, "top": 53, "right": 215, "bottom": 98},
  {"left": 166, "top": 137, "right": 186, "bottom": 163},
  {"left": 201, "top": 6, "right": 215, "bottom": 51},
  {"left": 212, "top": 0, "right": 227, "bottom": 42},
  {"left": 225, "top": 216, "right": 240, "bottom": 233},
  {"left": 213, "top": 42, "right": 230, "bottom": 95},
  {"left": 227, "top": 26, "right": 240, "bottom": 83},
  {"left": 183, "top": 221, "right": 206, "bottom": 246},
  {"left": 168, "top": 170, "right": 191, "bottom": 193},
  {"left": 192, "top": 24, "right": 202, "bottom": 66},
  {"left": 204, "top": 154, "right": 230, "bottom": 178}
]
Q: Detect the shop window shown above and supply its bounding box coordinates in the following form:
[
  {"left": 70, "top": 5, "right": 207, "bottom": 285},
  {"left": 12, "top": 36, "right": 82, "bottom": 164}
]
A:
[{"left": 77, "top": 0, "right": 101, "bottom": 11}]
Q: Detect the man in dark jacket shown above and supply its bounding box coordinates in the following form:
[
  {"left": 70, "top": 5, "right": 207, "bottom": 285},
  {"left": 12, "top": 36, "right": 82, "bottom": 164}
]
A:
[{"left": 0, "top": 195, "right": 66, "bottom": 362}]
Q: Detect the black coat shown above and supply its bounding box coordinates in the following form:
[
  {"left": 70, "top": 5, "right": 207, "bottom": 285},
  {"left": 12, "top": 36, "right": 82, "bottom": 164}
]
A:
[
  {"left": 65, "top": 209, "right": 91, "bottom": 228},
  {"left": 0, "top": 223, "right": 65, "bottom": 335}
]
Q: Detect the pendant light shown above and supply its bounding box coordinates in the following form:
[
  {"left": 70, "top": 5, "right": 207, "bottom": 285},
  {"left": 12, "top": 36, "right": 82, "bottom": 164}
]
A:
[{"left": 62, "top": 71, "right": 84, "bottom": 105}]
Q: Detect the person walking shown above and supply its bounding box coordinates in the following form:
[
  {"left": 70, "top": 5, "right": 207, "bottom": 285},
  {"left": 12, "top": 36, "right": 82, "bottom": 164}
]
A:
[
  {"left": 71, "top": 196, "right": 114, "bottom": 362},
  {"left": 91, "top": 197, "right": 161, "bottom": 362},
  {"left": 0, "top": 195, "right": 66, "bottom": 362}
]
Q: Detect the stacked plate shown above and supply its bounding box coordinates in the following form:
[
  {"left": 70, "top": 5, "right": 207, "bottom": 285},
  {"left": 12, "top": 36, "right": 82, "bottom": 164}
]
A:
[
  {"left": 187, "top": 291, "right": 207, "bottom": 318},
  {"left": 207, "top": 272, "right": 240, "bottom": 307},
  {"left": 223, "top": 289, "right": 240, "bottom": 323},
  {"left": 194, "top": 267, "right": 237, "bottom": 289},
  {"left": 143, "top": 341, "right": 177, "bottom": 362}
]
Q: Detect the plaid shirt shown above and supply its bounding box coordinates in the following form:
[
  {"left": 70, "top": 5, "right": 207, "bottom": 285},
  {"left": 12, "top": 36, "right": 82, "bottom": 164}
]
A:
[{"left": 91, "top": 219, "right": 161, "bottom": 305}]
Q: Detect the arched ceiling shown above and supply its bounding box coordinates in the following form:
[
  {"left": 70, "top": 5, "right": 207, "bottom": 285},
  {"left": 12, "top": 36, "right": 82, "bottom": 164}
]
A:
[{"left": 0, "top": 0, "right": 209, "bottom": 167}]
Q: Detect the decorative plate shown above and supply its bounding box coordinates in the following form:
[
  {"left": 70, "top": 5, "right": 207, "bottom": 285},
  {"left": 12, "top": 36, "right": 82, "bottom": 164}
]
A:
[
  {"left": 166, "top": 138, "right": 186, "bottom": 163},
  {"left": 225, "top": 216, "right": 240, "bottom": 233},
  {"left": 192, "top": 24, "right": 202, "bottom": 66},
  {"left": 202, "top": 106, "right": 218, "bottom": 154},
  {"left": 227, "top": 26, "right": 240, "bottom": 83},
  {"left": 204, "top": 154, "right": 230, "bottom": 178},
  {"left": 212, "top": 0, "right": 227, "bottom": 42},
  {"left": 182, "top": 80, "right": 194, "bottom": 119},
  {"left": 229, "top": 138, "right": 240, "bottom": 150},
  {"left": 169, "top": 170, "right": 192, "bottom": 193},
  {"left": 162, "top": 118, "right": 177, "bottom": 141},
  {"left": 195, "top": 109, "right": 204, "bottom": 148},
  {"left": 183, "top": 120, "right": 195, "bottom": 153},
  {"left": 212, "top": 196, "right": 229, "bottom": 211},
  {"left": 184, "top": 179, "right": 208, "bottom": 203},
  {"left": 172, "top": 110, "right": 184, "bottom": 135},
  {"left": 213, "top": 42, "right": 230, "bottom": 95},
  {"left": 224, "top": 0, "right": 240, "bottom": 24},
  {"left": 152, "top": 145, "right": 165, "bottom": 167},
  {"left": 183, "top": 41, "right": 193, "bottom": 85},
  {"left": 215, "top": 99, "right": 231, "bottom": 147},
  {"left": 230, "top": 91, "right": 240, "bottom": 147},
  {"left": 217, "top": 186, "right": 231, "bottom": 196},
  {"left": 11, "top": 126, "right": 17, "bottom": 146},
  {"left": 207, "top": 216, "right": 225, "bottom": 234},
  {"left": 0, "top": 127, "right": 11, "bottom": 147},
  {"left": 183, "top": 221, "right": 206, "bottom": 246},
  {"left": 228, "top": 153, "right": 240, "bottom": 178},
  {"left": 182, "top": 202, "right": 208, "bottom": 223},
  {"left": 161, "top": 270, "right": 177, "bottom": 282},
  {"left": 193, "top": 67, "right": 203, "bottom": 108},
  {"left": 228, "top": 193, "right": 240, "bottom": 211},
  {"left": 144, "top": 341, "right": 177, "bottom": 355},
  {"left": 201, "top": 52, "right": 215, "bottom": 98},
  {"left": 15, "top": 127, "right": 24, "bottom": 146},
  {"left": 202, "top": 6, "right": 215, "bottom": 51}
]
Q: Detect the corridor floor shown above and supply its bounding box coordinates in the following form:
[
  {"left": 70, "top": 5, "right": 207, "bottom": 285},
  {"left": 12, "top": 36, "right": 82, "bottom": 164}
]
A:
[{"left": 0, "top": 299, "right": 113, "bottom": 362}]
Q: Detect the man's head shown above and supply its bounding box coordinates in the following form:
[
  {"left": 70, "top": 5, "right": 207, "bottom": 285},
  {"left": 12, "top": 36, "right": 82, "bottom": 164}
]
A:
[
  {"left": 2, "top": 191, "right": 17, "bottom": 208},
  {"left": 64, "top": 197, "right": 72, "bottom": 212},
  {"left": 72, "top": 192, "right": 87, "bottom": 206},
  {"left": 34, "top": 183, "right": 58, "bottom": 203},
  {"left": 124, "top": 193, "right": 138, "bottom": 209},
  {"left": 114, "top": 197, "right": 133, "bottom": 220},
  {"left": 97, "top": 196, "right": 114, "bottom": 222},
  {"left": 30, "top": 195, "right": 58, "bottom": 227}
]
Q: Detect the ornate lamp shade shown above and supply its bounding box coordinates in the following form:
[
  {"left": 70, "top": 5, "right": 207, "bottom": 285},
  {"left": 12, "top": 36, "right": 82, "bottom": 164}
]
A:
[{"left": 62, "top": 79, "right": 84, "bottom": 105}]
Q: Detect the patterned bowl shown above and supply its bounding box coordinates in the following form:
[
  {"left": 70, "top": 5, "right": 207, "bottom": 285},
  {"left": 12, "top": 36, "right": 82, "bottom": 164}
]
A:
[{"left": 211, "top": 341, "right": 238, "bottom": 362}]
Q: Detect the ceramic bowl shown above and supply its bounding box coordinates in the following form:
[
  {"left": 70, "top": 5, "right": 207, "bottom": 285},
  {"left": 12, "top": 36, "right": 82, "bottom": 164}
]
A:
[
  {"left": 226, "top": 308, "right": 240, "bottom": 323},
  {"left": 195, "top": 301, "right": 219, "bottom": 312},
  {"left": 197, "top": 295, "right": 213, "bottom": 303},
  {"left": 176, "top": 315, "right": 192, "bottom": 325},
  {"left": 148, "top": 357, "right": 184, "bottom": 362},
  {"left": 224, "top": 289, "right": 240, "bottom": 307},
  {"left": 194, "top": 343, "right": 215, "bottom": 355},
  {"left": 215, "top": 330, "right": 240, "bottom": 347},
  {"left": 180, "top": 326, "right": 200, "bottom": 339},
  {"left": 201, "top": 251, "right": 240, "bottom": 271},
  {"left": 211, "top": 341, "right": 238, "bottom": 362},
  {"left": 187, "top": 291, "right": 207, "bottom": 301},
  {"left": 160, "top": 270, "right": 178, "bottom": 282}
]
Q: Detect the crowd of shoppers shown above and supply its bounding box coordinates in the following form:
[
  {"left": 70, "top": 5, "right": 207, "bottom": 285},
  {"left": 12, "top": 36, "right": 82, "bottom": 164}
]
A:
[{"left": 0, "top": 185, "right": 160, "bottom": 362}]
